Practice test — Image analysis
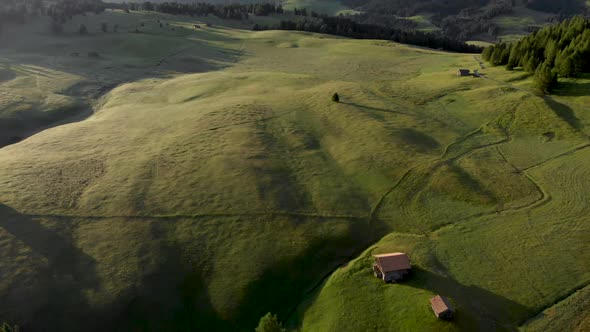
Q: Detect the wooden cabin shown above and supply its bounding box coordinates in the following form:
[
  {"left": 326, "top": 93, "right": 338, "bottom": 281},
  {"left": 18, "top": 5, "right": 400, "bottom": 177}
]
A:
[
  {"left": 457, "top": 69, "right": 470, "bottom": 76},
  {"left": 372, "top": 252, "right": 411, "bottom": 283},
  {"left": 430, "top": 295, "right": 455, "bottom": 319}
]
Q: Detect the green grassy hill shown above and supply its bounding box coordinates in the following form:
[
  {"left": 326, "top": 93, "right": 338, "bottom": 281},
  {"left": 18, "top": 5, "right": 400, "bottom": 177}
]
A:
[{"left": 0, "top": 9, "right": 589, "bottom": 332}]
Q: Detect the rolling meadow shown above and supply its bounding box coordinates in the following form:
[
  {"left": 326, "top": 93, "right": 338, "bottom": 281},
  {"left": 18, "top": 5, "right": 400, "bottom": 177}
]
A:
[{"left": 0, "top": 8, "right": 589, "bottom": 332}]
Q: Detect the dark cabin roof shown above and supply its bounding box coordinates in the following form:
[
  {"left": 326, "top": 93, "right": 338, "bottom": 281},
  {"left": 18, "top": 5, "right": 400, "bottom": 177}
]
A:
[
  {"left": 430, "top": 295, "right": 454, "bottom": 315},
  {"left": 373, "top": 253, "right": 411, "bottom": 272}
]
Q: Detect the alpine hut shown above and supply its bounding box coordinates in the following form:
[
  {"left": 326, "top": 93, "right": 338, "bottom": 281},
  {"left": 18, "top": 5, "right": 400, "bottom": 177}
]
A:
[
  {"left": 372, "top": 252, "right": 411, "bottom": 283},
  {"left": 430, "top": 295, "right": 455, "bottom": 319},
  {"left": 457, "top": 69, "right": 470, "bottom": 76}
]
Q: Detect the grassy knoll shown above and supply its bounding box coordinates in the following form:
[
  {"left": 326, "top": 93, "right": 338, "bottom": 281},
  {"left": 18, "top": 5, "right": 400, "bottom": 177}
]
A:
[
  {"left": 296, "top": 52, "right": 590, "bottom": 331},
  {"left": 0, "top": 8, "right": 589, "bottom": 332}
]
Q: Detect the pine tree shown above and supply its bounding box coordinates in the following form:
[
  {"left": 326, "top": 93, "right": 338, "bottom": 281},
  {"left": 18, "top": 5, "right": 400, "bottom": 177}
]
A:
[
  {"left": 525, "top": 54, "right": 540, "bottom": 72},
  {"left": 506, "top": 44, "right": 519, "bottom": 70},
  {"left": 534, "top": 62, "right": 557, "bottom": 95},
  {"left": 544, "top": 39, "right": 557, "bottom": 66},
  {"left": 255, "top": 313, "right": 285, "bottom": 332},
  {"left": 482, "top": 45, "right": 494, "bottom": 61},
  {"left": 332, "top": 93, "right": 340, "bottom": 102},
  {"left": 558, "top": 55, "right": 576, "bottom": 77}
]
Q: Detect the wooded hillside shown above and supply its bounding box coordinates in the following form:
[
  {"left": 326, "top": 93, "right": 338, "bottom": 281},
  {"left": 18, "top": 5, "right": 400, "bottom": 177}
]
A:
[{"left": 482, "top": 16, "right": 590, "bottom": 93}]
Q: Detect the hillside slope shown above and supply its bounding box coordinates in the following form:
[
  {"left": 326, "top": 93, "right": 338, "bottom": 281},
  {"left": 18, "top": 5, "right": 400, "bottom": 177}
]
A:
[{"left": 0, "top": 9, "right": 589, "bottom": 331}]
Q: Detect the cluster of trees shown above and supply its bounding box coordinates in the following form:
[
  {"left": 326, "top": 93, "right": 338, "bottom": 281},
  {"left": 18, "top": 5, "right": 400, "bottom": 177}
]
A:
[
  {"left": 262, "top": 16, "right": 483, "bottom": 53},
  {"left": 109, "top": 2, "right": 284, "bottom": 20},
  {"left": 482, "top": 16, "right": 590, "bottom": 93},
  {"left": 0, "top": 0, "right": 105, "bottom": 35},
  {"left": 438, "top": 0, "right": 514, "bottom": 40},
  {"left": 343, "top": 0, "right": 586, "bottom": 16},
  {"left": 334, "top": 0, "right": 587, "bottom": 41},
  {"left": 47, "top": 0, "right": 105, "bottom": 23},
  {"left": 0, "top": 0, "right": 44, "bottom": 28},
  {"left": 341, "top": 0, "right": 488, "bottom": 17}
]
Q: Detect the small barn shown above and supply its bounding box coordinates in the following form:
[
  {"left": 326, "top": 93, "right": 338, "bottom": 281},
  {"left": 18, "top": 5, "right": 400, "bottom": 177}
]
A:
[
  {"left": 430, "top": 295, "right": 455, "bottom": 319},
  {"left": 372, "top": 252, "right": 411, "bottom": 283},
  {"left": 457, "top": 69, "right": 470, "bottom": 76}
]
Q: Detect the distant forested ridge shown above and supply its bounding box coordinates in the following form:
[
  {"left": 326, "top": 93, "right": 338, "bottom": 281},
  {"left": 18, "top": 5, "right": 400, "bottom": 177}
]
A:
[
  {"left": 0, "top": 0, "right": 45, "bottom": 25},
  {"left": 106, "top": 1, "right": 283, "bottom": 19},
  {"left": 338, "top": 0, "right": 588, "bottom": 41},
  {"left": 264, "top": 16, "right": 483, "bottom": 53},
  {"left": 0, "top": 0, "right": 106, "bottom": 25},
  {"left": 482, "top": 16, "right": 590, "bottom": 93},
  {"left": 343, "top": 0, "right": 587, "bottom": 16},
  {"left": 108, "top": 1, "right": 482, "bottom": 53}
]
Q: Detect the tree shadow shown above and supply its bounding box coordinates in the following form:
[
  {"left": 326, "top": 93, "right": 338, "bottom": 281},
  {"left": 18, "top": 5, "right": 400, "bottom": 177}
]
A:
[
  {"left": 340, "top": 101, "right": 417, "bottom": 117},
  {"left": 396, "top": 127, "right": 441, "bottom": 153},
  {"left": 543, "top": 97, "right": 584, "bottom": 132},
  {"left": 553, "top": 81, "right": 590, "bottom": 97},
  {"left": 406, "top": 266, "right": 532, "bottom": 331},
  {"left": 0, "top": 203, "right": 100, "bottom": 331}
]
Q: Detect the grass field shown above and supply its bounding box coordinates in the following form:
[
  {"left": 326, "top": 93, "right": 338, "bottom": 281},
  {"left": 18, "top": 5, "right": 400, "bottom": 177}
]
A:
[
  {"left": 0, "top": 8, "right": 589, "bottom": 332},
  {"left": 407, "top": 14, "right": 441, "bottom": 33}
]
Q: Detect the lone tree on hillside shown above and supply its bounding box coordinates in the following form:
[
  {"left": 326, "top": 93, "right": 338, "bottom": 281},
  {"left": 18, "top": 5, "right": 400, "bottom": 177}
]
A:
[
  {"left": 255, "top": 313, "right": 285, "bottom": 332},
  {"left": 79, "top": 24, "right": 87, "bottom": 35},
  {"left": 332, "top": 92, "right": 339, "bottom": 102}
]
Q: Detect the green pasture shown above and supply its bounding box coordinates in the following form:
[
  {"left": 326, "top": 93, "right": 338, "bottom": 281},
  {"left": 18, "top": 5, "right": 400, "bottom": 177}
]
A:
[{"left": 0, "top": 8, "right": 589, "bottom": 332}]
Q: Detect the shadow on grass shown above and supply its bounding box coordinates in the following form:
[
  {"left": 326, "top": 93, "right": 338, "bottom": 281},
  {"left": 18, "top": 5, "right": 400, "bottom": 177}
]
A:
[
  {"left": 340, "top": 101, "right": 416, "bottom": 118},
  {"left": 111, "top": 237, "right": 232, "bottom": 332},
  {"left": 396, "top": 128, "right": 441, "bottom": 153},
  {"left": 0, "top": 11, "right": 246, "bottom": 148},
  {"left": 544, "top": 97, "right": 583, "bottom": 132},
  {"left": 232, "top": 216, "right": 388, "bottom": 331},
  {"left": 446, "top": 163, "right": 497, "bottom": 205},
  {"left": 553, "top": 81, "right": 590, "bottom": 97},
  {"left": 407, "top": 266, "right": 531, "bottom": 331},
  {"left": 0, "top": 204, "right": 100, "bottom": 331}
]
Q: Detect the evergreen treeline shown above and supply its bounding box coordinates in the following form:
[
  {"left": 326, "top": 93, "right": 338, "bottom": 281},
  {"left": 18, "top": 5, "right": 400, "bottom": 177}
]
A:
[
  {"left": 0, "top": 0, "right": 105, "bottom": 34},
  {"left": 336, "top": 0, "right": 588, "bottom": 40},
  {"left": 0, "top": 0, "right": 45, "bottom": 25},
  {"left": 47, "top": 0, "right": 106, "bottom": 23},
  {"left": 108, "top": 2, "right": 284, "bottom": 20},
  {"left": 438, "top": 0, "right": 514, "bottom": 40},
  {"left": 482, "top": 16, "right": 590, "bottom": 93},
  {"left": 258, "top": 16, "right": 483, "bottom": 53}
]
